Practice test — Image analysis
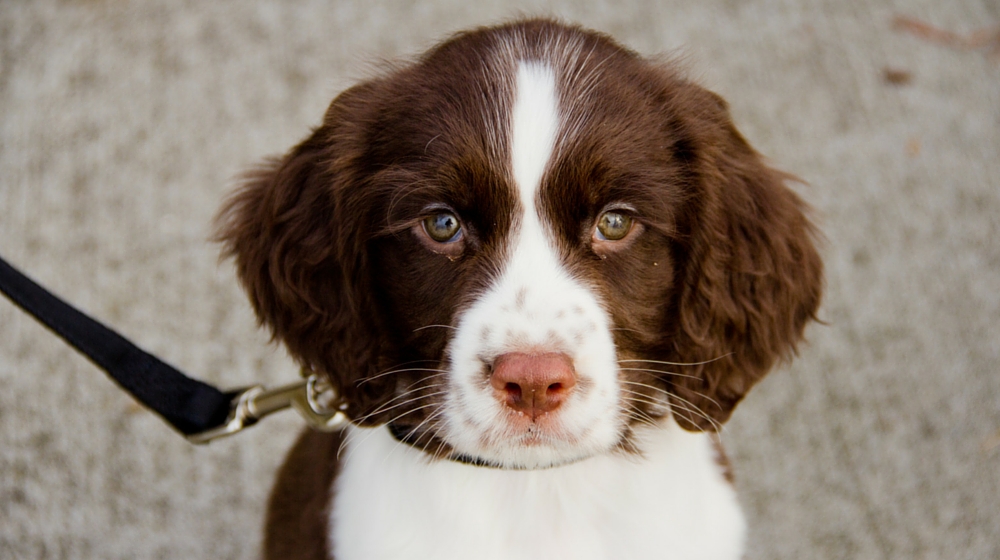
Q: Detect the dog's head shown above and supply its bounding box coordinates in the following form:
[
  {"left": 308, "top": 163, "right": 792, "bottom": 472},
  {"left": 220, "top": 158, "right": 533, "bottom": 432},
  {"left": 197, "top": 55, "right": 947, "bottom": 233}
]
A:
[{"left": 216, "top": 20, "right": 822, "bottom": 469}]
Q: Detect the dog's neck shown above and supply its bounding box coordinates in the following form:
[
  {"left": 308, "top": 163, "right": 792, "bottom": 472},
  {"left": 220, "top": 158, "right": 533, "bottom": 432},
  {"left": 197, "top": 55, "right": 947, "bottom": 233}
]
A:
[{"left": 331, "top": 421, "right": 745, "bottom": 560}]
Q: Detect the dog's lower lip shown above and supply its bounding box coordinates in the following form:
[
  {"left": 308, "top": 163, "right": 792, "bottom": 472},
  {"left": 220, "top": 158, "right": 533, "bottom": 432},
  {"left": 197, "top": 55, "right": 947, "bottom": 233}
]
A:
[
  {"left": 519, "top": 432, "right": 546, "bottom": 446},
  {"left": 509, "top": 425, "right": 559, "bottom": 445}
]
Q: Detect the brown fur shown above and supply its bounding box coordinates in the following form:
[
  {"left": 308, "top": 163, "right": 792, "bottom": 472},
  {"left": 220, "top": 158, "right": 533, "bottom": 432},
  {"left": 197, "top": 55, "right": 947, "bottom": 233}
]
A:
[{"left": 264, "top": 430, "right": 342, "bottom": 559}]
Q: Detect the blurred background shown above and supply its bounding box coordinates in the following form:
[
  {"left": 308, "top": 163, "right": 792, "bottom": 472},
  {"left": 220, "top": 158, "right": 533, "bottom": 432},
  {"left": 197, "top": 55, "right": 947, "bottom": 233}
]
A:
[{"left": 1, "top": 1, "right": 997, "bottom": 558}]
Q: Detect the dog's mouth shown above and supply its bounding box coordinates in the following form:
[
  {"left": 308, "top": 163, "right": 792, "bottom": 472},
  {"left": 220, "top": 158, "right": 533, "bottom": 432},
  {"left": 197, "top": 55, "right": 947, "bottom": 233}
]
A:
[
  {"left": 448, "top": 394, "right": 628, "bottom": 469},
  {"left": 384, "top": 401, "right": 615, "bottom": 470},
  {"left": 512, "top": 427, "right": 553, "bottom": 447}
]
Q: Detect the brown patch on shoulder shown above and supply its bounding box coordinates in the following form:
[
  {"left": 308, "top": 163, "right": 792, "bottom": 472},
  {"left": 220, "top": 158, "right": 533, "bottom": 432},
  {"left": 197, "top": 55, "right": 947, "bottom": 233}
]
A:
[
  {"left": 710, "top": 433, "right": 735, "bottom": 484},
  {"left": 265, "top": 428, "right": 344, "bottom": 560}
]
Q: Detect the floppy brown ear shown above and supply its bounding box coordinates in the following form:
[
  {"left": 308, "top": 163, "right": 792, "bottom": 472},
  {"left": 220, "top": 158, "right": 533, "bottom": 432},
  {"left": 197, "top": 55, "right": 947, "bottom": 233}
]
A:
[
  {"left": 214, "top": 125, "right": 392, "bottom": 425},
  {"left": 667, "top": 88, "right": 824, "bottom": 432}
]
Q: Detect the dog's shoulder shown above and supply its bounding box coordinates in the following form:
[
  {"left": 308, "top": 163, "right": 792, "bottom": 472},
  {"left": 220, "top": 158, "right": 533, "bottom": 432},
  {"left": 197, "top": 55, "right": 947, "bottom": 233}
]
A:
[{"left": 265, "top": 428, "right": 344, "bottom": 560}]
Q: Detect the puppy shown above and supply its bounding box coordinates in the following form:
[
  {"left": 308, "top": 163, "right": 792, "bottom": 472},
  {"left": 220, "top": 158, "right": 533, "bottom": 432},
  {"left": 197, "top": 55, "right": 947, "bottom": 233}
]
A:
[{"left": 216, "top": 19, "right": 822, "bottom": 560}]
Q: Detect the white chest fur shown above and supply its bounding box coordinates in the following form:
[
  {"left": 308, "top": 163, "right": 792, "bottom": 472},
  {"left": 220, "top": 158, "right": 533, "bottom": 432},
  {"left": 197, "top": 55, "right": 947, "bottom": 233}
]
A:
[{"left": 330, "top": 422, "right": 745, "bottom": 560}]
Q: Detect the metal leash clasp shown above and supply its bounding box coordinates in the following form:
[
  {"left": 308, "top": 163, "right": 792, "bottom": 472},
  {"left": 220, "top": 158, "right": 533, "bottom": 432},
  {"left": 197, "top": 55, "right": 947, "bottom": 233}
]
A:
[{"left": 187, "top": 373, "right": 347, "bottom": 444}]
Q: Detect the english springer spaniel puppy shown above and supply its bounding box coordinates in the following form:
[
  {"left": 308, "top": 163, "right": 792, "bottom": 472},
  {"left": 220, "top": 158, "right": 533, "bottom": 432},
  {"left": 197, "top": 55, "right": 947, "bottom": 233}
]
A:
[{"left": 217, "top": 19, "right": 823, "bottom": 560}]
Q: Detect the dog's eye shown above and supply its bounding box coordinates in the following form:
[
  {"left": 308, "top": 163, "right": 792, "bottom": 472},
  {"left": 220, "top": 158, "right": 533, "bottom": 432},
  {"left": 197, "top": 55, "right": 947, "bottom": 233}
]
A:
[
  {"left": 595, "top": 211, "right": 633, "bottom": 241},
  {"left": 423, "top": 212, "right": 462, "bottom": 243}
]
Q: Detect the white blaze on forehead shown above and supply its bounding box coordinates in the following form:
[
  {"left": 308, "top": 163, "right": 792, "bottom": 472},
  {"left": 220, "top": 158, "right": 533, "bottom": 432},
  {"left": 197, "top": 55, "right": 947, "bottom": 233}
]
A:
[
  {"left": 439, "top": 59, "right": 623, "bottom": 468},
  {"left": 511, "top": 61, "right": 559, "bottom": 209}
]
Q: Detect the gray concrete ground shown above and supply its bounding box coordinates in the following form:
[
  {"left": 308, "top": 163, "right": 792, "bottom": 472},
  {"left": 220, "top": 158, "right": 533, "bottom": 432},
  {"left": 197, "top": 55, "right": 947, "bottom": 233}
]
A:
[{"left": 1, "top": 1, "right": 997, "bottom": 558}]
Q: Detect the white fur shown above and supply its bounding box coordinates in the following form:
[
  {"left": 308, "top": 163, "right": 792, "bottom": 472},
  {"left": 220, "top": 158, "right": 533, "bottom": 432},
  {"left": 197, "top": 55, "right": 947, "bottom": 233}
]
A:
[
  {"left": 331, "top": 423, "right": 745, "bottom": 560},
  {"left": 441, "top": 62, "right": 623, "bottom": 469},
  {"left": 510, "top": 61, "right": 559, "bottom": 204}
]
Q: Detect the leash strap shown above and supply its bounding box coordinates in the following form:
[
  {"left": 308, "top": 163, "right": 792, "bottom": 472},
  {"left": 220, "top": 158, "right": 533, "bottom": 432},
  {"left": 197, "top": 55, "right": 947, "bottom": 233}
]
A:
[{"left": 0, "top": 254, "right": 234, "bottom": 436}]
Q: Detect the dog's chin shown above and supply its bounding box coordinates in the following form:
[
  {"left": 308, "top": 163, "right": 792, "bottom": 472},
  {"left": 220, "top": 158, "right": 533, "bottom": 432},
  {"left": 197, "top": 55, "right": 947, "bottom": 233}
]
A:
[
  {"left": 448, "top": 441, "right": 600, "bottom": 470},
  {"left": 383, "top": 421, "right": 597, "bottom": 470},
  {"left": 440, "top": 423, "right": 624, "bottom": 470}
]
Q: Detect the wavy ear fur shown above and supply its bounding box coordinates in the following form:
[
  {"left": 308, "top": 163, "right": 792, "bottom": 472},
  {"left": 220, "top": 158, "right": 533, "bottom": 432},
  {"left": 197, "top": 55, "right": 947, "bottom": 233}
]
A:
[
  {"left": 214, "top": 91, "right": 394, "bottom": 424},
  {"left": 667, "top": 88, "right": 824, "bottom": 431}
]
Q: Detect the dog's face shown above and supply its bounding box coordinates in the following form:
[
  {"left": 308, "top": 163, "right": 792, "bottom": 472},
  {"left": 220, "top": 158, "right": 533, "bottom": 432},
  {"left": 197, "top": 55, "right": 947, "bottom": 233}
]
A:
[{"left": 217, "top": 20, "right": 822, "bottom": 469}]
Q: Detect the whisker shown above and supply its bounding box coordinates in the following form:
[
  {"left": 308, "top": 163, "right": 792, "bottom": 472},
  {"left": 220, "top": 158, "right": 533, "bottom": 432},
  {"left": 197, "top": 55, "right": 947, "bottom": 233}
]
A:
[
  {"left": 621, "top": 380, "right": 724, "bottom": 432},
  {"left": 382, "top": 407, "right": 447, "bottom": 464},
  {"left": 361, "top": 377, "right": 446, "bottom": 409},
  {"left": 343, "top": 402, "right": 442, "bottom": 466},
  {"left": 621, "top": 380, "right": 671, "bottom": 395},
  {"left": 620, "top": 387, "right": 664, "bottom": 400},
  {"left": 431, "top": 439, "right": 451, "bottom": 463},
  {"left": 352, "top": 381, "right": 446, "bottom": 421},
  {"left": 618, "top": 367, "right": 701, "bottom": 380},
  {"left": 339, "top": 379, "right": 445, "bottom": 463},
  {"left": 666, "top": 393, "right": 724, "bottom": 433},
  {"left": 622, "top": 402, "right": 664, "bottom": 431},
  {"left": 411, "top": 412, "right": 447, "bottom": 449},
  {"left": 341, "top": 425, "right": 375, "bottom": 466},
  {"left": 353, "top": 389, "right": 448, "bottom": 424},
  {"left": 620, "top": 389, "right": 670, "bottom": 410},
  {"left": 336, "top": 429, "right": 351, "bottom": 461},
  {"left": 626, "top": 405, "right": 670, "bottom": 429},
  {"left": 413, "top": 324, "right": 457, "bottom": 332},
  {"left": 410, "top": 409, "right": 448, "bottom": 449},
  {"left": 370, "top": 387, "right": 447, "bottom": 417},
  {"left": 374, "top": 358, "right": 439, "bottom": 371},
  {"left": 617, "top": 354, "right": 733, "bottom": 367},
  {"left": 358, "top": 367, "right": 448, "bottom": 386},
  {"left": 621, "top": 379, "right": 723, "bottom": 411}
]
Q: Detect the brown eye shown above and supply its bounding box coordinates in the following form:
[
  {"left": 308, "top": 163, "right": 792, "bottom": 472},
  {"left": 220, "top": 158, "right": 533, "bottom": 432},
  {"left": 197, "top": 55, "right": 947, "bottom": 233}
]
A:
[
  {"left": 422, "top": 212, "right": 462, "bottom": 243},
  {"left": 595, "top": 211, "right": 633, "bottom": 241}
]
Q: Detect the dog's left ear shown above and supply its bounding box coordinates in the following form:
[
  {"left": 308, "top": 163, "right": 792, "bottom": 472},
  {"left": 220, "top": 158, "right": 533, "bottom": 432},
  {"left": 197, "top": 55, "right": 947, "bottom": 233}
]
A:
[
  {"left": 213, "top": 84, "right": 400, "bottom": 425},
  {"left": 666, "top": 86, "right": 824, "bottom": 432}
]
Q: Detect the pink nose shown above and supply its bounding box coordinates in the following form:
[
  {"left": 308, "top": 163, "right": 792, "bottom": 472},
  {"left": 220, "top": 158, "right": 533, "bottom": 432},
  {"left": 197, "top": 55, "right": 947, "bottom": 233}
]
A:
[{"left": 490, "top": 352, "right": 576, "bottom": 419}]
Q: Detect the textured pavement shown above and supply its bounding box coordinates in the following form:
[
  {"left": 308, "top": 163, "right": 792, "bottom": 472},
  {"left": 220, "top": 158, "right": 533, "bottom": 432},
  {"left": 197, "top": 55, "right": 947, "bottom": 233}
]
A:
[{"left": 1, "top": 1, "right": 998, "bottom": 558}]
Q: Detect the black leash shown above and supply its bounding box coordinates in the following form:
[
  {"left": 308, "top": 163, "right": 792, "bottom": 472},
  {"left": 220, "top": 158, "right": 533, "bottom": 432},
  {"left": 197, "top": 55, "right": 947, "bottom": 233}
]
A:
[
  {"left": 0, "top": 253, "right": 346, "bottom": 442},
  {"left": 0, "top": 254, "right": 234, "bottom": 435}
]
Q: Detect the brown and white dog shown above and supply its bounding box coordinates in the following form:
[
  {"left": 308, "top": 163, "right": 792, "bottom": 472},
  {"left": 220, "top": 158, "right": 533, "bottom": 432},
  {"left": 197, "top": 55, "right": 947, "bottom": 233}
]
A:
[{"left": 216, "top": 19, "right": 823, "bottom": 560}]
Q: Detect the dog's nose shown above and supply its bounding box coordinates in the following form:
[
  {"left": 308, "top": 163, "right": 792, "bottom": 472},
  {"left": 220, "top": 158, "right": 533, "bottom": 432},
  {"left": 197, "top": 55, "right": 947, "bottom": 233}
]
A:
[{"left": 490, "top": 352, "right": 576, "bottom": 419}]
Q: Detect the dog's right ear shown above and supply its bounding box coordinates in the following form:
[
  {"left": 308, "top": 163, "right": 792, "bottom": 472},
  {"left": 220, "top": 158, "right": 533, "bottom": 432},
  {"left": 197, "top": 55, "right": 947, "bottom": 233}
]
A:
[{"left": 214, "top": 118, "right": 391, "bottom": 424}]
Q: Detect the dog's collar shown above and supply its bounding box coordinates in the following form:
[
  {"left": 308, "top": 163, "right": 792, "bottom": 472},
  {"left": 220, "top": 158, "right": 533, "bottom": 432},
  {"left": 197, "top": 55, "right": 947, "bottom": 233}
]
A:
[{"left": 386, "top": 422, "right": 587, "bottom": 470}]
